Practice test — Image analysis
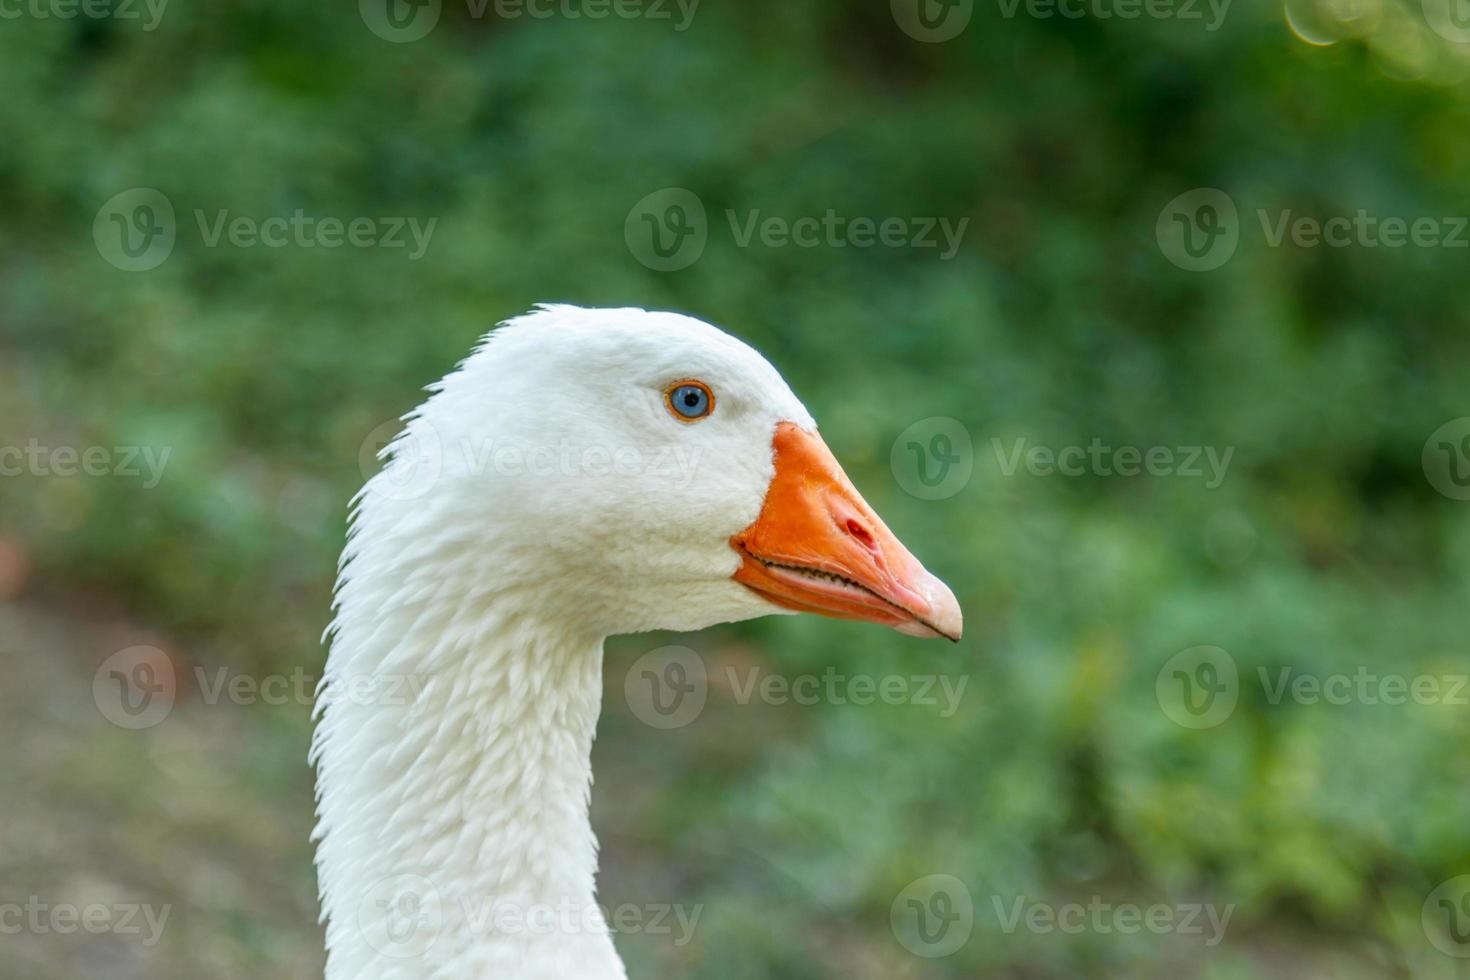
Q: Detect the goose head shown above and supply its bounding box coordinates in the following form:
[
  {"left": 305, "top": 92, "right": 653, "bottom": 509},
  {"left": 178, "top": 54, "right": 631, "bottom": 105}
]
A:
[
  {"left": 369, "top": 304, "right": 961, "bottom": 643},
  {"left": 320, "top": 304, "right": 963, "bottom": 980}
]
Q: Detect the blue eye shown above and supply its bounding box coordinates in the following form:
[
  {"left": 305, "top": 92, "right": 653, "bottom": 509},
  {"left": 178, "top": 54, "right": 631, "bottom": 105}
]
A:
[{"left": 666, "top": 381, "right": 714, "bottom": 422}]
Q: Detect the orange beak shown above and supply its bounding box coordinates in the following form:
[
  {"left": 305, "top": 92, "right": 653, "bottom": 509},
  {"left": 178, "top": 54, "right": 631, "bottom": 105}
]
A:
[{"left": 731, "top": 422, "right": 963, "bottom": 641}]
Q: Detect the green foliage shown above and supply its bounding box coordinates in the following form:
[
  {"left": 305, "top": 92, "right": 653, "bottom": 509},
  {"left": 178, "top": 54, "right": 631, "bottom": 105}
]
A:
[{"left": 3, "top": 0, "right": 1469, "bottom": 975}]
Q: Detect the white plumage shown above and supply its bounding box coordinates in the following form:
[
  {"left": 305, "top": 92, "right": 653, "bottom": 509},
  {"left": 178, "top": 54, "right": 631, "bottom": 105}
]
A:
[{"left": 311, "top": 305, "right": 960, "bottom": 979}]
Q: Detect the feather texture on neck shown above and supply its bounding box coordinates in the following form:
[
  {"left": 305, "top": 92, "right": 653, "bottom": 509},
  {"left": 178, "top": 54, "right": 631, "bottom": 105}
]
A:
[{"left": 313, "top": 527, "right": 626, "bottom": 980}]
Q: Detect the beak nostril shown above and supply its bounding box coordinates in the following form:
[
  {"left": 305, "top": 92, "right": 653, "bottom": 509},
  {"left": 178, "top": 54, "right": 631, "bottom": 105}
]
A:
[{"left": 845, "top": 518, "right": 877, "bottom": 552}]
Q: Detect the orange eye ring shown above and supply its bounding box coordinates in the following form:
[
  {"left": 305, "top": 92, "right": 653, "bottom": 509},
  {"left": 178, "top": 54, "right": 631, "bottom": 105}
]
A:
[{"left": 664, "top": 379, "right": 715, "bottom": 423}]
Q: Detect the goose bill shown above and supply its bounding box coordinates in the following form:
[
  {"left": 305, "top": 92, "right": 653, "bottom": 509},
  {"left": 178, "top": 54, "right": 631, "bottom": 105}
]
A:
[{"left": 730, "top": 422, "right": 963, "bottom": 642}]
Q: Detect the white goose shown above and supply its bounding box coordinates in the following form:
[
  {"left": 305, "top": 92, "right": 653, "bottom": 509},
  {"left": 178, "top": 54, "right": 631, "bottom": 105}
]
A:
[{"left": 311, "top": 304, "right": 962, "bottom": 980}]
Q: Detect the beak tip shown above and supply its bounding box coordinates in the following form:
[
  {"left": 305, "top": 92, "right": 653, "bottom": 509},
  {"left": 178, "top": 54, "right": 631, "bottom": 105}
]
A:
[{"left": 905, "top": 573, "right": 963, "bottom": 642}]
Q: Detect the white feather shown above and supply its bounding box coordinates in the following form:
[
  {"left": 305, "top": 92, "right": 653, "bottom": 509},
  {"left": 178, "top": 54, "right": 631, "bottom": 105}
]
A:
[{"left": 312, "top": 306, "right": 815, "bottom": 979}]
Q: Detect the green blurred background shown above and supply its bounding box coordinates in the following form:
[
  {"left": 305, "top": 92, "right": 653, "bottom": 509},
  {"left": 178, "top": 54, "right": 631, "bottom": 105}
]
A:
[{"left": 3, "top": 0, "right": 1470, "bottom": 976}]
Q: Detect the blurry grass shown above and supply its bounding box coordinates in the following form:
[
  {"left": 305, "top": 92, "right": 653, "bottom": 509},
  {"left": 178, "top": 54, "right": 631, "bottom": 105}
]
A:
[{"left": 2, "top": 0, "right": 1470, "bottom": 976}]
